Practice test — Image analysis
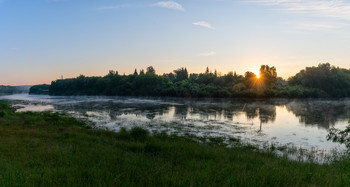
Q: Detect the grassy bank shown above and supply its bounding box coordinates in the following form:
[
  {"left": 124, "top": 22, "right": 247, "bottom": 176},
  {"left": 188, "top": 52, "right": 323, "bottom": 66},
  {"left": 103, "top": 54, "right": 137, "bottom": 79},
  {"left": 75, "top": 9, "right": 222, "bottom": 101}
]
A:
[{"left": 0, "top": 100, "right": 350, "bottom": 186}]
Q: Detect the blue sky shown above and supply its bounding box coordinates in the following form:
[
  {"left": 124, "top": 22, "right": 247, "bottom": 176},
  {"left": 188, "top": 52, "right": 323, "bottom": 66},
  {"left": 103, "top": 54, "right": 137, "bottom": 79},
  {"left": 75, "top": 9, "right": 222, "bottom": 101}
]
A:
[{"left": 1, "top": 0, "right": 350, "bottom": 85}]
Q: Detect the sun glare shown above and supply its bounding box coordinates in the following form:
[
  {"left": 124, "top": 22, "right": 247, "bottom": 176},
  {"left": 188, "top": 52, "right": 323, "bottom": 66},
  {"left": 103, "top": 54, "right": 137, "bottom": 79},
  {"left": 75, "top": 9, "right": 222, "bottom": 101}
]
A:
[{"left": 253, "top": 70, "right": 260, "bottom": 79}]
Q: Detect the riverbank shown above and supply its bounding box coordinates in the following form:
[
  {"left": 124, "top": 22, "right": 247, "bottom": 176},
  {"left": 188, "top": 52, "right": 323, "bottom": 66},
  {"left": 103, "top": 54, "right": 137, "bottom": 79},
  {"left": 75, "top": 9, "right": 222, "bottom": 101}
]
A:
[{"left": 0, "top": 100, "right": 349, "bottom": 186}]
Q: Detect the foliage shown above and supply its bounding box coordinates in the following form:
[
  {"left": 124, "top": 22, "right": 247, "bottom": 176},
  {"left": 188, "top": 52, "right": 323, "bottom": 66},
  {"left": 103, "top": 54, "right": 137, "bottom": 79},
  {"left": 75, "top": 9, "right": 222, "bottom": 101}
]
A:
[
  {"left": 173, "top": 67, "right": 189, "bottom": 82},
  {"left": 48, "top": 65, "right": 274, "bottom": 98},
  {"left": 146, "top": 66, "right": 156, "bottom": 75},
  {"left": 328, "top": 123, "right": 350, "bottom": 149},
  {"left": 29, "top": 84, "right": 50, "bottom": 95},
  {"left": 0, "top": 85, "right": 29, "bottom": 95},
  {"left": 288, "top": 63, "right": 350, "bottom": 97},
  {"left": 26, "top": 63, "right": 350, "bottom": 98},
  {"left": 260, "top": 65, "right": 277, "bottom": 88}
]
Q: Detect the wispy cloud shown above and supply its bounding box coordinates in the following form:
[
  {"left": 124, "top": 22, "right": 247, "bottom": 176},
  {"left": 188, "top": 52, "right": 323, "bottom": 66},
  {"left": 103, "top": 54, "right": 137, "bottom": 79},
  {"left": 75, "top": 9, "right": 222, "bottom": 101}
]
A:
[
  {"left": 247, "top": 0, "right": 350, "bottom": 20},
  {"left": 198, "top": 51, "right": 216, "bottom": 56},
  {"left": 154, "top": 1, "right": 184, "bottom": 11},
  {"left": 246, "top": 0, "right": 350, "bottom": 31},
  {"left": 193, "top": 21, "right": 216, "bottom": 30},
  {"left": 291, "top": 21, "right": 349, "bottom": 31}
]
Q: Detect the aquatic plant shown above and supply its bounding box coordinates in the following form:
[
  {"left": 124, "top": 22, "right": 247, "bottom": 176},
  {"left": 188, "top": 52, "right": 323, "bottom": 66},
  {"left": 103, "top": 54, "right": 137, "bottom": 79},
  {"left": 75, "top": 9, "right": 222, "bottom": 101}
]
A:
[{"left": 327, "top": 122, "right": 350, "bottom": 149}]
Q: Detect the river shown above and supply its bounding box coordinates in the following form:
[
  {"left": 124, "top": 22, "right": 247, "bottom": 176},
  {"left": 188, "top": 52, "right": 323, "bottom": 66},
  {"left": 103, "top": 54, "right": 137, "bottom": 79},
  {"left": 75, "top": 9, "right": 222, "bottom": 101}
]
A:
[{"left": 1, "top": 94, "right": 350, "bottom": 162}]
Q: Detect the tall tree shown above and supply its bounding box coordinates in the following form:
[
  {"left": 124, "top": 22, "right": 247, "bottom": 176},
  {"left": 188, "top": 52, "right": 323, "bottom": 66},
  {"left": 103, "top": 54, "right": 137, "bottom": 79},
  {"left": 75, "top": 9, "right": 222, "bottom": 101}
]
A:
[
  {"left": 260, "top": 65, "right": 277, "bottom": 88},
  {"left": 205, "top": 67, "right": 210, "bottom": 74},
  {"left": 139, "top": 69, "right": 145, "bottom": 75},
  {"left": 173, "top": 67, "right": 188, "bottom": 82},
  {"left": 146, "top": 66, "right": 156, "bottom": 75},
  {"left": 244, "top": 71, "right": 258, "bottom": 89}
]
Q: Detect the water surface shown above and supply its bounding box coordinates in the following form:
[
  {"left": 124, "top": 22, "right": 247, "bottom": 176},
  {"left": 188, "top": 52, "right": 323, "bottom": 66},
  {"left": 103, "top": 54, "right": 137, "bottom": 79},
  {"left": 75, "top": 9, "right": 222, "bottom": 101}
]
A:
[{"left": 2, "top": 94, "right": 349, "bottom": 161}]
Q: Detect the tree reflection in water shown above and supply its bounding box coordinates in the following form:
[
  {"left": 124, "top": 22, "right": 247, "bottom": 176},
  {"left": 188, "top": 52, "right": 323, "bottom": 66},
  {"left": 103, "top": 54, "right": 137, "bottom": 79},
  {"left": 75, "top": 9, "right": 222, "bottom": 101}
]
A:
[{"left": 50, "top": 97, "right": 350, "bottom": 130}]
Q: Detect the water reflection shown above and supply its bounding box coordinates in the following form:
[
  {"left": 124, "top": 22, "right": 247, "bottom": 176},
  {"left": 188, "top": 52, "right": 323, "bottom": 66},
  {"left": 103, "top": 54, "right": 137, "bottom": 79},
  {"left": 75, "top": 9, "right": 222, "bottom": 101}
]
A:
[
  {"left": 1, "top": 94, "right": 350, "bottom": 153},
  {"left": 285, "top": 100, "right": 350, "bottom": 129},
  {"left": 3, "top": 95, "right": 350, "bottom": 130}
]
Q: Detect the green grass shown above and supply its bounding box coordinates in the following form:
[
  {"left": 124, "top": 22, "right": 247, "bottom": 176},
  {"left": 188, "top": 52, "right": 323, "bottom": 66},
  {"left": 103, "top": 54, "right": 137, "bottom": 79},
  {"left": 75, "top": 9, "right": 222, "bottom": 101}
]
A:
[{"left": 0, "top": 100, "right": 350, "bottom": 186}]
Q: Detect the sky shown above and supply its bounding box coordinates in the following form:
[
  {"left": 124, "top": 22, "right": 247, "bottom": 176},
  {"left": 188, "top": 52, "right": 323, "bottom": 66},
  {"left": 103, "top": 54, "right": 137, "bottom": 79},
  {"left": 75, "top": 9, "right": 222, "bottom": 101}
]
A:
[{"left": 1, "top": 0, "right": 350, "bottom": 85}]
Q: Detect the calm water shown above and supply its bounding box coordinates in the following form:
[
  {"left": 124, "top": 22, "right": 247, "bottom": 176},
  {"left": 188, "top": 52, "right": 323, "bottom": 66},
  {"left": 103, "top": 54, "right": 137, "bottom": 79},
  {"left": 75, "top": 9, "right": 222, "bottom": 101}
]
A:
[{"left": 1, "top": 94, "right": 350, "bottom": 160}]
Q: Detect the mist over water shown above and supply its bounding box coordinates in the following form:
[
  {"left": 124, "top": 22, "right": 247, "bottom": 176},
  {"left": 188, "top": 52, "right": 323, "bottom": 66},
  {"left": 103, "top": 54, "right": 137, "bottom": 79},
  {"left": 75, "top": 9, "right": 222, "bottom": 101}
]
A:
[{"left": 2, "top": 94, "right": 349, "bottom": 158}]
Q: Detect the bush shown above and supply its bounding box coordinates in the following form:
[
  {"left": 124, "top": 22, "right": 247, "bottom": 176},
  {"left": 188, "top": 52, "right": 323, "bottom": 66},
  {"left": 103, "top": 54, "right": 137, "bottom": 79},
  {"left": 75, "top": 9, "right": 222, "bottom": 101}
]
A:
[
  {"left": 130, "top": 127, "right": 150, "bottom": 141},
  {"left": 0, "top": 110, "right": 7, "bottom": 117}
]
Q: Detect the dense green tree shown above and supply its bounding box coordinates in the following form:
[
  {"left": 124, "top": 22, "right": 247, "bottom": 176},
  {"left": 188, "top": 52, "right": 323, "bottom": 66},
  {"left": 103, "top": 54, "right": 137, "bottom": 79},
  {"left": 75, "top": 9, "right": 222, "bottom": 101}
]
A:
[
  {"left": 43, "top": 63, "right": 350, "bottom": 98},
  {"left": 29, "top": 84, "right": 50, "bottom": 95},
  {"left": 205, "top": 67, "right": 210, "bottom": 74},
  {"left": 288, "top": 63, "right": 350, "bottom": 97},
  {"left": 244, "top": 71, "right": 258, "bottom": 89},
  {"left": 173, "top": 67, "right": 188, "bottom": 82},
  {"left": 0, "top": 86, "right": 29, "bottom": 95},
  {"left": 146, "top": 66, "right": 156, "bottom": 75},
  {"left": 165, "top": 73, "right": 176, "bottom": 83},
  {"left": 259, "top": 65, "right": 277, "bottom": 87},
  {"left": 189, "top": 73, "right": 198, "bottom": 81},
  {"left": 139, "top": 69, "right": 145, "bottom": 75}
]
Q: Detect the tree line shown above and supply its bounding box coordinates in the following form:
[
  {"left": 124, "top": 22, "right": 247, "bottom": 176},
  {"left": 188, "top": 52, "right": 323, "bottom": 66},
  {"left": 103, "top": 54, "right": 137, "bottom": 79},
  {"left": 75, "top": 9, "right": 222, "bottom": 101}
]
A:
[
  {"left": 30, "top": 63, "right": 350, "bottom": 98},
  {"left": 0, "top": 86, "right": 30, "bottom": 95}
]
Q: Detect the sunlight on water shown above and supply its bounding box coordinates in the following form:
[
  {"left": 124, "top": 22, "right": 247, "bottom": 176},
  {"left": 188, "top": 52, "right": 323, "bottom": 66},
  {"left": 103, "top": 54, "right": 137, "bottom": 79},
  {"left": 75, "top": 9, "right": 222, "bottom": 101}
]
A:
[
  {"left": 15, "top": 104, "right": 54, "bottom": 112},
  {"left": 1, "top": 94, "right": 349, "bottom": 162}
]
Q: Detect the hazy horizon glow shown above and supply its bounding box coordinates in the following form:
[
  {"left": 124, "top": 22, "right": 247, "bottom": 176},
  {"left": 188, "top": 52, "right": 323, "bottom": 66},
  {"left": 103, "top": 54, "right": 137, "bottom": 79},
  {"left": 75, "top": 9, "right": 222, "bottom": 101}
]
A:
[{"left": 1, "top": 0, "right": 350, "bottom": 85}]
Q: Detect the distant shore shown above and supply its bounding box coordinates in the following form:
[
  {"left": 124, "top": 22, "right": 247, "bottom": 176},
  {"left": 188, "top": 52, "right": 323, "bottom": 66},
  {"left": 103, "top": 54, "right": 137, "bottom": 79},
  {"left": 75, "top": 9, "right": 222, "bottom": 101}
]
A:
[{"left": 29, "top": 63, "right": 350, "bottom": 98}]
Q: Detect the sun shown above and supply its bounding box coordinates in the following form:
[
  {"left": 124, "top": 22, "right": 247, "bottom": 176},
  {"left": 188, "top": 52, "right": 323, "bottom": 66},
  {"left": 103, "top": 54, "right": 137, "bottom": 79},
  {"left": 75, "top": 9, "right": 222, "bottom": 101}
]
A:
[
  {"left": 256, "top": 73, "right": 260, "bottom": 79},
  {"left": 253, "top": 70, "right": 260, "bottom": 79}
]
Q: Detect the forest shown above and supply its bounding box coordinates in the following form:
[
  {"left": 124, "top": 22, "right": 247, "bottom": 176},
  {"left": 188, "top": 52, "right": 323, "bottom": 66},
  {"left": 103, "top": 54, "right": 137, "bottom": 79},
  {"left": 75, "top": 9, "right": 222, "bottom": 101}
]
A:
[
  {"left": 30, "top": 63, "right": 350, "bottom": 98},
  {"left": 0, "top": 85, "right": 30, "bottom": 95}
]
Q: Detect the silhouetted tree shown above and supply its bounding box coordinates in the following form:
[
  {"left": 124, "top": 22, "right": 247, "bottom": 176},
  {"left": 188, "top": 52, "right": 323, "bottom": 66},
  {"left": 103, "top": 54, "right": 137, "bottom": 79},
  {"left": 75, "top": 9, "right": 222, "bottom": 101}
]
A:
[
  {"left": 165, "top": 73, "right": 176, "bottom": 82},
  {"left": 260, "top": 65, "right": 277, "bottom": 88},
  {"left": 139, "top": 69, "right": 145, "bottom": 75},
  {"left": 205, "top": 67, "right": 210, "bottom": 74},
  {"left": 29, "top": 84, "right": 50, "bottom": 95},
  {"left": 46, "top": 63, "right": 350, "bottom": 98},
  {"left": 146, "top": 66, "right": 156, "bottom": 75},
  {"left": 244, "top": 71, "right": 258, "bottom": 89},
  {"left": 288, "top": 63, "right": 350, "bottom": 97},
  {"left": 173, "top": 67, "right": 188, "bottom": 82}
]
